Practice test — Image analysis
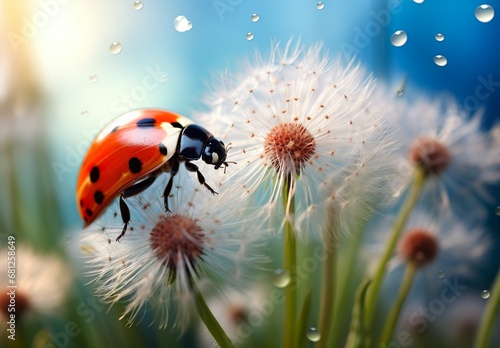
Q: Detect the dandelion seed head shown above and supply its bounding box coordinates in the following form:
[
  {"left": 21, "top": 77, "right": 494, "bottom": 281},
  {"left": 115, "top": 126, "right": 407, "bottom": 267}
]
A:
[
  {"left": 228, "top": 303, "right": 248, "bottom": 324},
  {"left": 409, "top": 137, "right": 451, "bottom": 175},
  {"left": 0, "top": 292, "right": 30, "bottom": 320},
  {"left": 399, "top": 228, "right": 439, "bottom": 267},
  {"left": 392, "top": 96, "right": 500, "bottom": 218},
  {"left": 264, "top": 122, "right": 316, "bottom": 175},
  {"left": 80, "top": 171, "right": 267, "bottom": 331},
  {"left": 369, "top": 209, "right": 491, "bottom": 282},
  {"left": 0, "top": 246, "right": 72, "bottom": 323},
  {"left": 197, "top": 287, "right": 267, "bottom": 345},
  {"left": 200, "top": 41, "right": 397, "bottom": 239},
  {"left": 150, "top": 214, "right": 205, "bottom": 273}
]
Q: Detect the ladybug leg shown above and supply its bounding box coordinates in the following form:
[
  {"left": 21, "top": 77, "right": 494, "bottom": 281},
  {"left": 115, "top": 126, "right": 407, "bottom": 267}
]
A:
[
  {"left": 185, "top": 162, "right": 218, "bottom": 195},
  {"left": 122, "top": 176, "right": 157, "bottom": 198},
  {"left": 116, "top": 176, "right": 157, "bottom": 242},
  {"left": 163, "top": 159, "right": 180, "bottom": 213},
  {"left": 116, "top": 194, "right": 130, "bottom": 242}
]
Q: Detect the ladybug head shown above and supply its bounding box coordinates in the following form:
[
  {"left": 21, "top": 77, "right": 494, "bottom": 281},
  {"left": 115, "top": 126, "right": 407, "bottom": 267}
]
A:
[{"left": 203, "top": 138, "right": 230, "bottom": 171}]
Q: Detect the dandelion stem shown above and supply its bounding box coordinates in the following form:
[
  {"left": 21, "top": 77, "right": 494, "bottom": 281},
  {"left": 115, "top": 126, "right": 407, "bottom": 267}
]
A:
[
  {"left": 379, "top": 261, "right": 417, "bottom": 346},
  {"left": 330, "top": 223, "right": 366, "bottom": 347},
  {"left": 474, "top": 267, "right": 500, "bottom": 348},
  {"left": 318, "top": 208, "right": 337, "bottom": 348},
  {"left": 191, "top": 279, "right": 235, "bottom": 348},
  {"left": 282, "top": 175, "right": 297, "bottom": 348},
  {"left": 296, "top": 288, "right": 313, "bottom": 348},
  {"left": 345, "top": 279, "right": 372, "bottom": 348},
  {"left": 363, "top": 167, "right": 425, "bottom": 339}
]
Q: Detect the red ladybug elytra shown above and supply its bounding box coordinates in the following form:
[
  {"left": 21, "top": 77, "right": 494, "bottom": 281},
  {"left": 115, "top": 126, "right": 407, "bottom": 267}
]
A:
[{"left": 76, "top": 109, "right": 230, "bottom": 241}]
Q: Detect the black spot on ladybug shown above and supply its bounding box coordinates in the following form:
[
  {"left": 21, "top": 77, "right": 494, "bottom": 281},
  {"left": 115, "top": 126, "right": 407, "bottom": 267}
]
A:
[
  {"left": 94, "top": 190, "right": 105, "bottom": 204},
  {"left": 158, "top": 143, "right": 167, "bottom": 156},
  {"left": 86, "top": 208, "right": 93, "bottom": 216},
  {"left": 137, "top": 118, "right": 156, "bottom": 128},
  {"left": 128, "top": 157, "right": 142, "bottom": 173},
  {"left": 170, "top": 122, "right": 183, "bottom": 129},
  {"left": 111, "top": 125, "right": 119, "bottom": 133},
  {"left": 90, "top": 166, "right": 100, "bottom": 183},
  {"left": 80, "top": 199, "right": 84, "bottom": 207}
]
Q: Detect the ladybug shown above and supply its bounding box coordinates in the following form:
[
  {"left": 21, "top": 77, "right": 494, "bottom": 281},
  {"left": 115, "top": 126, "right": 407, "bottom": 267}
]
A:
[{"left": 76, "top": 109, "right": 231, "bottom": 241}]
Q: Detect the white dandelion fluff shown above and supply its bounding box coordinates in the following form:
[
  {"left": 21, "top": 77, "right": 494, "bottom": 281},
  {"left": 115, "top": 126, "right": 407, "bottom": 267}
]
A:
[
  {"left": 197, "top": 287, "right": 267, "bottom": 346},
  {"left": 0, "top": 246, "right": 72, "bottom": 322},
  {"left": 370, "top": 209, "right": 491, "bottom": 283},
  {"left": 80, "top": 171, "right": 266, "bottom": 331},
  {"left": 202, "top": 41, "right": 396, "bottom": 239},
  {"left": 391, "top": 96, "right": 500, "bottom": 220}
]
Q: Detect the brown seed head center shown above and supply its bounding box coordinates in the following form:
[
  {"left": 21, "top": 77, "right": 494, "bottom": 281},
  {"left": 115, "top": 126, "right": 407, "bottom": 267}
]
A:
[
  {"left": 0, "top": 291, "right": 30, "bottom": 319},
  {"left": 264, "top": 122, "right": 316, "bottom": 175},
  {"left": 409, "top": 137, "right": 451, "bottom": 175},
  {"left": 399, "top": 228, "right": 439, "bottom": 267},
  {"left": 229, "top": 305, "right": 248, "bottom": 324},
  {"left": 150, "top": 214, "right": 205, "bottom": 272}
]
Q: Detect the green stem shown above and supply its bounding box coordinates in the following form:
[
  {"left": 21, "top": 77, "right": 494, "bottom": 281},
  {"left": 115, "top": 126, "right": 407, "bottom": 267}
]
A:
[
  {"left": 192, "top": 280, "right": 235, "bottom": 348},
  {"left": 379, "top": 262, "right": 417, "bottom": 347},
  {"left": 363, "top": 167, "right": 425, "bottom": 336},
  {"left": 345, "top": 279, "right": 372, "bottom": 348},
  {"left": 330, "top": 223, "right": 366, "bottom": 348},
  {"left": 318, "top": 212, "right": 337, "bottom": 348},
  {"left": 283, "top": 175, "right": 297, "bottom": 348},
  {"left": 296, "top": 288, "right": 313, "bottom": 348},
  {"left": 474, "top": 267, "right": 500, "bottom": 348}
]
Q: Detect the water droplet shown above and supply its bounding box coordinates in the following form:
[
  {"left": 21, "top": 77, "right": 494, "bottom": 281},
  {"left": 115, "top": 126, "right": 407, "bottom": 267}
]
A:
[
  {"left": 437, "top": 270, "right": 445, "bottom": 278},
  {"left": 272, "top": 269, "right": 290, "bottom": 288},
  {"left": 481, "top": 290, "right": 491, "bottom": 299},
  {"left": 316, "top": 2, "right": 325, "bottom": 10},
  {"left": 133, "top": 1, "right": 143, "bottom": 10},
  {"left": 251, "top": 13, "right": 260, "bottom": 22},
  {"left": 434, "top": 55, "right": 447, "bottom": 66},
  {"left": 246, "top": 32, "right": 254, "bottom": 41},
  {"left": 80, "top": 110, "right": 89, "bottom": 118},
  {"left": 174, "top": 15, "right": 192, "bottom": 32},
  {"left": 391, "top": 30, "right": 407, "bottom": 47},
  {"left": 396, "top": 78, "right": 407, "bottom": 97},
  {"left": 110, "top": 42, "right": 122, "bottom": 54},
  {"left": 306, "top": 327, "right": 321, "bottom": 342},
  {"left": 495, "top": 206, "right": 500, "bottom": 216},
  {"left": 475, "top": 4, "right": 495, "bottom": 23},
  {"left": 89, "top": 74, "right": 98, "bottom": 83},
  {"left": 435, "top": 33, "right": 444, "bottom": 42},
  {"left": 413, "top": 0, "right": 424, "bottom": 3}
]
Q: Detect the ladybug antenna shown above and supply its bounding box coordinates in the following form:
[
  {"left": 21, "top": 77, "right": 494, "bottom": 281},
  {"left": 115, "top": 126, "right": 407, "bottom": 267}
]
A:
[{"left": 222, "top": 143, "right": 236, "bottom": 174}]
